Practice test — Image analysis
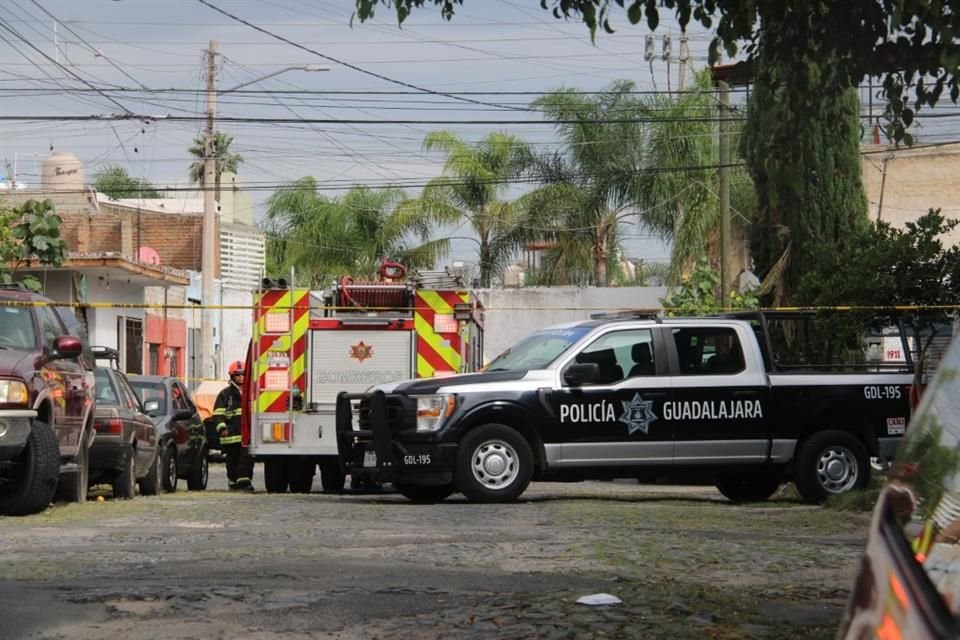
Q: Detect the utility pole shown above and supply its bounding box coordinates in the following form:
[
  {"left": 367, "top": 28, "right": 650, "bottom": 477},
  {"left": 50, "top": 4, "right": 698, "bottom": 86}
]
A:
[
  {"left": 200, "top": 40, "right": 218, "bottom": 381},
  {"left": 718, "top": 79, "right": 731, "bottom": 303}
]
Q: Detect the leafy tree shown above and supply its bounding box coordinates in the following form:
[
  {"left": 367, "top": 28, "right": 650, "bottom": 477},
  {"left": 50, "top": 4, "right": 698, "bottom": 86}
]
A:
[
  {"left": 354, "top": 0, "right": 959, "bottom": 143},
  {"left": 403, "top": 131, "right": 531, "bottom": 287},
  {"left": 0, "top": 199, "right": 68, "bottom": 291},
  {"left": 797, "top": 209, "right": 960, "bottom": 388},
  {"left": 93, "top": 165, "right": 161, "bottom": 199},
  {"left": 263, "top": 177, "right": 449, "bottom": 286},
  {"left": 659, "top": 256, "right": 757, "bottom": 316},
  {"left": 188, "top": 132, "right": 243, "bottom": 202},
  {"left": 523, "top": 81, "right": 647, "bottom": 287}
]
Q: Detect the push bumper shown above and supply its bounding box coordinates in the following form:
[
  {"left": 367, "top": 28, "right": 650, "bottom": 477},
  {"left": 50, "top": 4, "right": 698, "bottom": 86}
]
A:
[
  {"left": 335, "top": 390, "right": 457, "bottom": 486},
  {"left": 0, "top": 410, "right": 36, "bottom": 461}
]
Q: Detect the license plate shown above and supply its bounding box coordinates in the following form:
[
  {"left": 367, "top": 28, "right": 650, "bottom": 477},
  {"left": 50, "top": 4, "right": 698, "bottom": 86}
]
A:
[{"left": 362, "top": 451, "right": 377, "bottom": 467}]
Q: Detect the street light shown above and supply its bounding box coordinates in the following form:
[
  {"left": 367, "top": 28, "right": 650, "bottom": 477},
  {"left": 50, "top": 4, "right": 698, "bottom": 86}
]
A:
[{"left": 200, "top": 40, "right": 329, "bottom": 381}]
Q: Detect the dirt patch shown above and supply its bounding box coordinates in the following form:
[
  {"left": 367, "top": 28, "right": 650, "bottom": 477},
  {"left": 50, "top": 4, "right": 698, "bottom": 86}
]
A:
[{"left": 0, "top": 468, "right": 870, "bottom": 639}]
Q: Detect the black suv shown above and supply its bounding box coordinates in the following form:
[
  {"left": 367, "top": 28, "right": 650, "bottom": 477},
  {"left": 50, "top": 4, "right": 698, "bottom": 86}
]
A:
[{"left": 0, "top": 286, "right": 95, "bottom": 515}]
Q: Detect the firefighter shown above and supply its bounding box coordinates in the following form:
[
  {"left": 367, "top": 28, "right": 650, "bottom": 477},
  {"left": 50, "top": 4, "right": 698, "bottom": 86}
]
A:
[{"left": 212, "top": 361, "right": 254, "bottom": 491}]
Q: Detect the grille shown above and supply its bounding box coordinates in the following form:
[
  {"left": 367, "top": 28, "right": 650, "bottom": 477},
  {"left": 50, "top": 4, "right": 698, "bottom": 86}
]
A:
[{"left": 357, "top": 395, "right": 416, "bottom": 433}]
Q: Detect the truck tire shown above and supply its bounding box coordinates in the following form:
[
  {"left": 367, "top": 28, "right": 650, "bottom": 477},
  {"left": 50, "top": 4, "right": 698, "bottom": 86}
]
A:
[
  {"left": 395, "top": 483, "right": 455, "bottom": 503},
  {"left": 455, "top": 424, "right": 533, "bottom": 503},
  {"left": 186, "top": 447, "right": 208, "bottom": 491},
  {"left": 288, "top": 458, "right": 315, "bottom": 493},
  {"left": 0, "top": 420, "right": 59, "bottom": 516},
  {"left": 716, "top": 472, "right": 782, "bottom": 503},
  {"left": 139, "top": 449, "right": 161, "bottom": 496},
  {"left": 55, "top": 436, "right": 89, "bottom": 504},
  {"left": 161, "top": 444, "right": 179, "bottom": 493},
  {"left": 263, "top": 459, "right": 289, "bottom": 494},
  {"left": 319, "top": 461, "right": 345, "bottom": 493},
  {"left": 113, "top": 445, "right": 137, "bottom": 499},
  {"left": 795, "top": 430, "right": 869, "bottom": 504}
]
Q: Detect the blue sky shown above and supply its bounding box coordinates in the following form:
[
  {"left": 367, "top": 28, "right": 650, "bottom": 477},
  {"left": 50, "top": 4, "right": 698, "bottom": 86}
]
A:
[{"left": 0, "top": 0, "right": 728, "bottom": 267}]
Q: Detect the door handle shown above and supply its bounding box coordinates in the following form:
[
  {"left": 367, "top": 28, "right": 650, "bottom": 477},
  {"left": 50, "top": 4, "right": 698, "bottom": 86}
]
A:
[
  {"left": 643, "top": 392, "right": 667, "bottom": 399},
  {"left": 732, "top": 390, "right": 759, "bottom": 398}
]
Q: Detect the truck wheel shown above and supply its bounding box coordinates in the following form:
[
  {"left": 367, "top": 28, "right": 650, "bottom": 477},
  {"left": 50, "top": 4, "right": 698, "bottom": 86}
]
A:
[
  {"left": 0, "top": 420, "right": 59, "bottom": 516},
  {"left": 55, "top": 435, "right": 89, "bottom": 504},
  {"left": 455, "top": 424, "right": 533, "bottom": 503},
  {"left": 161, "top": 444, "right": 179, "bottom": 493},
  {"left": 288, "top": 458, "right": 315, "bottom": 493},
  {"left": 716, "top": 473, "right": 782, "bottom": 502},
  {"left": 319, "top": 461, "right": 345, "bottom": 493},
  {"left": 113, "top": 445, "right": 136, "bottom": 499},
  {"left": 795, "top": 430, "right": 869, "bottom": 504},
  {"left": 395, "top": 483, "right": 455, "bottom": 503},
  {"left": 186, "top": 447, "right": 208, "bottom": 491},
  {"left": 139, "top": 449, "right": 161, "bottom": 496},
  {"left": 263, "top": 459, "right": 289, "bottom": 493}
]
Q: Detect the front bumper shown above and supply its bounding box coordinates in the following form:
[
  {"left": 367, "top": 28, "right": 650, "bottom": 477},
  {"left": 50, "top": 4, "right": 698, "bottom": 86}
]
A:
[
  {"left": 336, "top": 391, "right": 457, "bottom": 486},
  {"left": 0, "top": 411, "right": 36, "bottom": 461}
]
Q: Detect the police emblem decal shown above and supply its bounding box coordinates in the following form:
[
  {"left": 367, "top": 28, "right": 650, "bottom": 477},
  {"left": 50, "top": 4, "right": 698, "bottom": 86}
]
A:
[
  {"left": 619, "top": 392, "right": 658, "bottom": 435},
  {"left": 349, "top": 341, "right": 374, "bottom": 363}
]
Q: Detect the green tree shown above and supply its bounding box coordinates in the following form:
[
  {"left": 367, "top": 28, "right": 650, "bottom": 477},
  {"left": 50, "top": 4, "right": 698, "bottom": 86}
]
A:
[
  {"left": 93, "top": 165, "right": 161, "bottom": 199},
  {"left": 523, "top": 80, "right": 647, "bottom": 287},
  {"left": 403, "top": 130, "right": 531, "bottom": 287},
  {"left": 263, "top": 177, "right": 450, "bottom": 286},
  {"left": 0, "top": 199, "right": 68, "bottom": 291},
  {"left": 742, "top": 45, "right": 869, "bottom": 306},
  {"left": 354, "top": 0, "right": 960, "bottom": 143},
  {"left": 188, "top": 132, "right": 243, "bottom": 202}
]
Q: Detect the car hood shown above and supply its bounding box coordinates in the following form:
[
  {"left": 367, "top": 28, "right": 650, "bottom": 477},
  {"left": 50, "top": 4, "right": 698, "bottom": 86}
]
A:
[
  {"left": 0, "top": 348, "right": 36, "bottom": 380},
  {"left": 382, "top": 370, "right": 529, "bottom": 395}
]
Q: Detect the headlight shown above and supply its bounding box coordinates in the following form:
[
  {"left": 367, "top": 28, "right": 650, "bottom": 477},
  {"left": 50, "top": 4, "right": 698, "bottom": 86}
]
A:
[
  {"left": 0, "top": 379, "right": 29, "bottom": 405},
  {"left": 415, "top": 394, "right": 456, "bottom": 432}
]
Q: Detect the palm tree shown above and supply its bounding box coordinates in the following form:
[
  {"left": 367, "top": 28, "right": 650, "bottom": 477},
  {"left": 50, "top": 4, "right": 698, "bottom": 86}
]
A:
[
  {"left": 635, "top": 70, "right": 755, "bottom": 283},
  {"left": 188, "top": 132, "right": 243, "bottom": 202},
  {"left": 263, "top": 177, "right": 451, "bottom": 287},
  {"left": 524, "top": 80, "right": 648, "bottom": 287},
  {"left": 402, "top": 131, "right": 532, "bottom": 287}
]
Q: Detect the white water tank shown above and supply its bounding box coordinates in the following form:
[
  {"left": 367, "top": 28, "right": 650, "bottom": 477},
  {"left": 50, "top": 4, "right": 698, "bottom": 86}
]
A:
[{"left": 41, "top": 152, "right": 85, "bottom": 191}]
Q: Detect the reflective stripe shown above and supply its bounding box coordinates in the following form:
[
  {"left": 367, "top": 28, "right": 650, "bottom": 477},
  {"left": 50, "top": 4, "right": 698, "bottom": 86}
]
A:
[
  {"left": 220, "top": 435, "right": 242, "bottom": 445},
  {"left": 212, "top": 408, "right": 226, "bottom": 416}
]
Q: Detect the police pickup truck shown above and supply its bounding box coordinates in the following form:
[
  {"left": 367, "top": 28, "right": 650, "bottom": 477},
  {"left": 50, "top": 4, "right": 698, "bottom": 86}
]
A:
[{"left": 336, "top": 311, "right": 915, "bottom": 504}]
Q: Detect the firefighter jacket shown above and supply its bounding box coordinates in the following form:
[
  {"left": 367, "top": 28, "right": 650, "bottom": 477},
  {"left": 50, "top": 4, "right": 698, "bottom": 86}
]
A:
[{"left": 212, "top": 380, "right": 243, "bottom": 446}]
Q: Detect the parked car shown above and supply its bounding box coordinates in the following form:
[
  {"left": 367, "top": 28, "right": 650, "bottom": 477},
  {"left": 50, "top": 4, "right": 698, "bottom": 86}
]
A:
[
  {"left": 89, "top": 348, "right": 160, "bottom": 499},
  {"left": 0, "top": 285, "right": 95, "bottom": 515},
  {"left": 837, "top": 331, "right": 960, "bottom": 639},
  {"left": 127, "top": 374, "right": 208, "bottom": 492}
]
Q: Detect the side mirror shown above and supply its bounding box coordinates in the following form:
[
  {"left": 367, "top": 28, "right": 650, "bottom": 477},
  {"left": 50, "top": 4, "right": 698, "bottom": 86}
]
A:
[
  {"left": 563, "top": 362, "right": 599, "bottom": 387},
  {"left": 53, "top": 335, "right": 83, "bottom": 359},
  {"left": 143, "top": 399, "right": 161, "bottom": 415}
]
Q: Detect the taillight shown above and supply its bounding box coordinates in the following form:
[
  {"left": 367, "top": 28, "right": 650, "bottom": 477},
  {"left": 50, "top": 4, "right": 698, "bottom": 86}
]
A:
[{"left": 94, "top": 418, "right": 123, "bottom": 434}]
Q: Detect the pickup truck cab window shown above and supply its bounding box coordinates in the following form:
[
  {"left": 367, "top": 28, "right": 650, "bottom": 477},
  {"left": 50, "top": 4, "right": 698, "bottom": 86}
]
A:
[
  {"left": 569, "top": 329, "right": 657, "bottom": 385},
  {"left": 673, "top": 327, "right": 745, "bottom": 375}
]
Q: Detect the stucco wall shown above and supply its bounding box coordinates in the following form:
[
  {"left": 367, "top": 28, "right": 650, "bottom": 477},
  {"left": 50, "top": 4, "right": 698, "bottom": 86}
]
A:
[
  {"left": 477, "top": 286, "right": 669, "bottom": 363},
  {"left": 862, "top": 143, "right": 960, "bottom": 246}
]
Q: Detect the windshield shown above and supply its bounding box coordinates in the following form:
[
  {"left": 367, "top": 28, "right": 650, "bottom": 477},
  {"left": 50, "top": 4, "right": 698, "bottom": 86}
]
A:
[
  {"left": 0, "top": 307, "right": 37, "bottom": 350},
  {"left": 485, "top": 325, "right": 592, "bottom": 371},
  {"left": 129, "top": 380, "right": 167, "bottom": 414}
]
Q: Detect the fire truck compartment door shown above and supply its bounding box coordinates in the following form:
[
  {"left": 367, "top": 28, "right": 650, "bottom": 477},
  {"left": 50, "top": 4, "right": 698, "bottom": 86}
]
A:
[{"left": 309, "top": 329, "right": 412, "bottom": 403}]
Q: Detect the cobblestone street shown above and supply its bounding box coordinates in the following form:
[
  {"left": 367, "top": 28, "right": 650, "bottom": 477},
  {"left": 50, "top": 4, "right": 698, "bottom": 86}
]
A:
[{"left": 0, "top": 464, "right": 869, "bottom": 639}]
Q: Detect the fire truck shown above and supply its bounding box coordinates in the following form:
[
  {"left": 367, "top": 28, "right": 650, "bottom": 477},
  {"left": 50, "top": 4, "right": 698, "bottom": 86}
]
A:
[{"left": 242, "top": 268, "right": 485, "bottom": 494}]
